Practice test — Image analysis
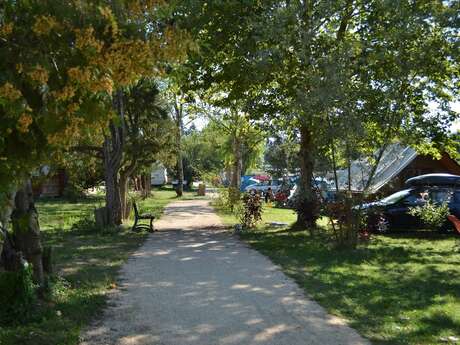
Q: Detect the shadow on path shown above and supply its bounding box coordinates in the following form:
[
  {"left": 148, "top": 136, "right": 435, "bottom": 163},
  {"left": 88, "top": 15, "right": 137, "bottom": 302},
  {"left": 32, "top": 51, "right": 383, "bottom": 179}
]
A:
[{"left": 81, "top": 200, "right": 369, "bottom": 345}]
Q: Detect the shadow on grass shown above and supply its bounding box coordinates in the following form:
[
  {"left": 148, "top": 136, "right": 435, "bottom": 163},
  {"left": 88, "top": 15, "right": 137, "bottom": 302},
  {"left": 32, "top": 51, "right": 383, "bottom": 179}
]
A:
[{"left": 241, "top": 229, "right": 460, "bottom": 345}]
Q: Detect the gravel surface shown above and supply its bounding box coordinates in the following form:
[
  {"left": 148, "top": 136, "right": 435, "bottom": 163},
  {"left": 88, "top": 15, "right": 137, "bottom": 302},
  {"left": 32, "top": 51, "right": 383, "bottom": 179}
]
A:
[{"left": 81, "top": 199, "right": 370, "bottom": 345}]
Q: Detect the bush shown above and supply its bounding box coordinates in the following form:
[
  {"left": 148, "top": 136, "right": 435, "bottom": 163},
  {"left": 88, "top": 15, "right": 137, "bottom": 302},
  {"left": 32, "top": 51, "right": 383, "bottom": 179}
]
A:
[
  {"left": 240, "top": 192, "right": 263, "bottom": 229},
  {"left": 70, "top": 217, "right": 100, "bottom": 233},
  {"left": 409, "top": 200, "right": 450, "bottom": 231},
  {"left": 0, "top": 265, "right": 36, "bottom": 324},
  {"left": 322, "top": 194, "right": 370, "bottom": 249},
  {"left": 214, "top": 187, "right": 242, "bottom": 212}
]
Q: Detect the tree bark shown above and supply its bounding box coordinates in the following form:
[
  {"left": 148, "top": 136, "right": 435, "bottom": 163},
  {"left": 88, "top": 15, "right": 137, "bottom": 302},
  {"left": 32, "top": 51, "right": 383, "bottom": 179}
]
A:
[
  {"left": 176, "top": 148, "right": 184, "bottom": 197},
  {"left": 0, "top": 228, "right": 24, "bottom": 272},
  {"left": 119, "top": 174, "right": 130, "bottom": 220},
  {"left": 174, "top": 96, "right": 184, "bottom": 197},
  {"left": 119, "top": 161, "right": 137, "bottom": 220},
  {"left": 103, "top": 90, "right": 125, "bottom": 226},
  {"left": 104, "top": 139, "right": 122, "bottom": 226},
  {"left": 230, "top": 135, "right": 242, "bottom": 191},
  {"left": 294, "top": 124, "right": 317, "bottom": 230},
  {"left": 0, "top": 190, "right": 16, "bottom": 264},
  {"left": 141, "top": 174, "right": 151, "bottom": 198},
  {"left": 11, "top": 180, "right": 44, "bottom": 286}
]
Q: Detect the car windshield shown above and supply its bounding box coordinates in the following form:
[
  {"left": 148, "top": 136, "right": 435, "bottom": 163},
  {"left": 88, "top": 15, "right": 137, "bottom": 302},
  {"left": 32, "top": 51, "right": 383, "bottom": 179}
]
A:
[{"left": 379, "top": 189, "right": 413, "bottom": 204}]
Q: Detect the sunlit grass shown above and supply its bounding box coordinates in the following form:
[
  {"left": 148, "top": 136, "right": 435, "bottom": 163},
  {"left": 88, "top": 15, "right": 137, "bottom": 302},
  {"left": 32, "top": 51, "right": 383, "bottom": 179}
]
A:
[
  {"left": 214, "top": 200, "right": 460, "bottom": 344},
  {"left": 0, "top": 187, "right": 177, "bottom": 345}
]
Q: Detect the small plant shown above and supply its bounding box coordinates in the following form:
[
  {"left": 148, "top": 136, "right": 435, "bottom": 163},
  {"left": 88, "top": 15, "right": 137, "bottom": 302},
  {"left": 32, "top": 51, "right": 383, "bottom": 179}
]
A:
[
  {"left": 71, "top": 217, "right": 100, "bottom": 233},
  {"left": 409, "top": 200, "right": 450, "bottom": 231},
  {"left": 240, "top": 192, "right": 263, "bottom": 229},
  {"left": 0, "top": 264, "right": 37, "bottom": 324},
  {"left": 323, "top": 194, "right": 369, "bottom": 249}
]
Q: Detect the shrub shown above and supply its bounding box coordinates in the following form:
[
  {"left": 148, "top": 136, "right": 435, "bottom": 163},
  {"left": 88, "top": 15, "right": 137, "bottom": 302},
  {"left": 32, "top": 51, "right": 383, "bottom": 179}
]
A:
[
  {"left": 322, "top": 194, "right": 370, "bottom": 249},
  {"left": 409, "top": 200, "right": 450, "bottom": 231},
  {"left": 70, "top": 217, "right": 100, "bottom": 233},
  {"left": 0, "top": 265, "right": 36, "bottom": 324},
  {"left": 240, "top": 192, "right": 263, "bottom": 229},
  {"left": 215, "top": 187, "right": 242, "bottom": 212}
]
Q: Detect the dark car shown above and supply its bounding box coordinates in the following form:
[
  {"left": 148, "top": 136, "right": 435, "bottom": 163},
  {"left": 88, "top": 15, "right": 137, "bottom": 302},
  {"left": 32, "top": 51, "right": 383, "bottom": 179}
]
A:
[{"left": 362, "top": 174, "right": 460, "bottom": 232}]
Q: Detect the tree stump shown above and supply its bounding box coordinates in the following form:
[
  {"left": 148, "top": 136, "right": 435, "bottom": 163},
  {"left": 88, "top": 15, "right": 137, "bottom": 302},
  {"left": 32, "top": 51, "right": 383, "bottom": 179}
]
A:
[{"left": 197, "top": 184, "right": 206, "bottom": 196}]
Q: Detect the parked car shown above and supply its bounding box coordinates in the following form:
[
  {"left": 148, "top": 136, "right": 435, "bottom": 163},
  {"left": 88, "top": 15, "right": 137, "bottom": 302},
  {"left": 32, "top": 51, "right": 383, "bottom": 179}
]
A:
[
  {"left": 362, "top": 175, "right": 460, "bottom": 232},
  {"left": 244, "top": 179, "right": 283, "bottom": 194}
]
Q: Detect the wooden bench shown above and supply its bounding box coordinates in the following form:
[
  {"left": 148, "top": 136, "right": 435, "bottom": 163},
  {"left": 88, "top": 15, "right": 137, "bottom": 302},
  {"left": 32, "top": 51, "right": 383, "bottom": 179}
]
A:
[{"left": 131, "top": 202, "right": 155, "bottom": 233}]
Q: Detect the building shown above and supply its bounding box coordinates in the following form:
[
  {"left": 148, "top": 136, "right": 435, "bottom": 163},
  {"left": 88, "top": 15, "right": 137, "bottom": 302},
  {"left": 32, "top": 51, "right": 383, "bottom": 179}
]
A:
[
  {"left": 151, "top": 164, "right": 168, "bottom": 186},
  {"left": 32, "top": 168, "right": 67, "bottom": 198},
  {"left": 333, "top": 144, "right": 460, "bottom": 196}
]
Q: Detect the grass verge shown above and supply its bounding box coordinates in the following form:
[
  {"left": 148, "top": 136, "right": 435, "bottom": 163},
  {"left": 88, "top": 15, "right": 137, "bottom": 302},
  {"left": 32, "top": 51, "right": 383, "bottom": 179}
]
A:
[
  {"left": 215, "top": 202, "right": 460, "bottom": 345},
  {"left": 0, "top": 187, "right": 179, "bottom": 345}
]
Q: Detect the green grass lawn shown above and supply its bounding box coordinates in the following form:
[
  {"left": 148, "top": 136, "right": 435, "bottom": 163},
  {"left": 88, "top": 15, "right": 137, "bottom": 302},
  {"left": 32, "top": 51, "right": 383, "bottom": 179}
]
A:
[
  {"left": 0, "top": 187, "right": 184, "bottom": 345},
  {"left": 215, "top": 202, "right": 460, "bottom": 345}
]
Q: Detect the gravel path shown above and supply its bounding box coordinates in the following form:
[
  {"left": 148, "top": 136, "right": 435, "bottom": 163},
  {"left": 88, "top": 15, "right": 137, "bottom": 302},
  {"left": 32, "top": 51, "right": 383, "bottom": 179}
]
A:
[{"left": 81, "top": 199, "right": 370, "bottom": 345}]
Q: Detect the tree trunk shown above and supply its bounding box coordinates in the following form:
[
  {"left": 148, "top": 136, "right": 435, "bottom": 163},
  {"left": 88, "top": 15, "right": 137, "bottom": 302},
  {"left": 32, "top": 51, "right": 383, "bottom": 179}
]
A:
[
  {"left": 11, "top": 180, "right": 44, "bottom": 286},
  {"left": 103, "top": 90, "right": 125, "bottom": 226},
  {"left": 0, "top": 190, "right": 16, "bottom": 264},
  {"left": 230, "top": 135, "right": 242, "bottom": 191},
  {"left": 120, "top": 161, "right": 137, "bottom": 220},
  {"left": 104, "top": 145, "right": 122, "bottom": 226},
  {"left": 176, "top": 151, "right": 184, "bottom": 197},
  {"left": 174, "top": 97, "right": 184, "bottom": 197},
  {"left": 294, "top": 124, "right": 317, "bottom": 231},
  {"left": 141, "top": 174, "right": 151, "bottom": 199},
  {"left": 119, "top": 174, "right": 130, "bottom": 220},
  {"left": 0, "top": 228, "right": 24, "bottom": 272}
]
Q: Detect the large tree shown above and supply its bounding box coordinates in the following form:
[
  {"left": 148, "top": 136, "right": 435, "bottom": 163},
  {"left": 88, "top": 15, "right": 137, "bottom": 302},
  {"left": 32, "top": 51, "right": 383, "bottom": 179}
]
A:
[
  {"left": 175, "top": 0, "right": 459, "bottom": 228},
  {"left": 0, "top": 0, "right": 186, "bottom": 284},
  {"left": 119, "top": 79, "right": 175, "bottom": 219}
]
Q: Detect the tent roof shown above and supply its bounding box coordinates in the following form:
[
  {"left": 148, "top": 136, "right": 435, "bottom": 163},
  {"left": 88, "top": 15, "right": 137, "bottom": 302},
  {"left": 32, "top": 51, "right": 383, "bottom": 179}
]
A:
[{"left": 333, "top": 144, "right": 417, "bottom": 193}]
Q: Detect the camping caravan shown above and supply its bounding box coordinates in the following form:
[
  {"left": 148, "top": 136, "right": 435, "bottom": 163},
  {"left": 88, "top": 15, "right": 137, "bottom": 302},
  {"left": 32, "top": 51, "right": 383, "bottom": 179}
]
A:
[{"left": 151, "top": 164, "right": 168, "bottom": 186}]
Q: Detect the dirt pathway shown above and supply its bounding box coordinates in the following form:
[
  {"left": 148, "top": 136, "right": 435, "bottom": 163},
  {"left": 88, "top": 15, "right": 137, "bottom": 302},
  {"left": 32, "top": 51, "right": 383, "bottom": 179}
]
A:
[{"left": 81, "top": 199, "right": 370, "bottom": 345}]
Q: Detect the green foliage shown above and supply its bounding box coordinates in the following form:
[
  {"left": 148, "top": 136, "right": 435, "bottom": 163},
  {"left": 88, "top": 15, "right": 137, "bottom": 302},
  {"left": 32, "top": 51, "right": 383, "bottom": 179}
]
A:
[
  {"left": 181, "top": 123, "right": 227, "bottom": 180},
  {"left": 176, "top": 0, "right": 460, "bottom": 224},
  {"left": 214, "top": 188, "right": 241, "bottom": 212},
  {"left": 0, "top": 265, "right": 36, "bottom": 324},
  {"left": 0, "top": 0, "right": 185, "bottom": 200},
  {"left": 409, "top": 201, "right": 450, "bottom": 231},
  {"left": 264, "top": 135, "right": 299, "bottom": 177},
  {"left": 123, "top": 79, "right": 175, "bottom": 174}
]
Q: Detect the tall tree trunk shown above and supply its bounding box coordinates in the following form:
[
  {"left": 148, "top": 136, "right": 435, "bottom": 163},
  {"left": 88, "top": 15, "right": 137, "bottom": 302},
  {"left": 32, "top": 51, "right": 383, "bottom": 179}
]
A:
[
  {"left": 11, "top": 180, "right": 44, "bottom": 286},
  {"left": 119, "top": 174, "right": 129, "bottom": 220},
  {"left": 176, "top": 149, "right": 184, "bottom": 197},
  {"left": 294, "top": 124, "right": 317, "bottom": 231},
  {"left": 0, "top": 190, "right": 16, "bottom": 262},
  {"left": 174, "top": 99, "right": 184, "bottom": 197},
  {"left": 230, "top": 135, "right": 242, "bottom": 191},
  {"left": 119, "top": 161, "right": 137, "bottom": 220},
  {"left": 103, "top": 90, "right": 125, "bottom": 226},
  {"left": 141, "top": 174, "right": 151, "bottom": 198}
]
